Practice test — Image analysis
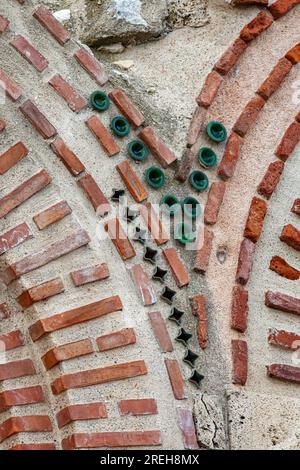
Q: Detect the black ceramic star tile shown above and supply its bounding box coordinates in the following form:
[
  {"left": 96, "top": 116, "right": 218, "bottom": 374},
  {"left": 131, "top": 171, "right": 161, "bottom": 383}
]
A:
[
  {"left": 183, "top": 349, "right": 199, "bottom": 368},
  {"left": 111, "top": 188, "right": 125, "bottom": 202},
  {"left": 152, "top": 266, "right": 168, "bottom": 283},
  {"left": 143, "top": 246, "right": 158, "bottom": 264},
  {"left": 175, "top": 328, "right": 192, "bottom": 346},
  {"left": 189, "top": 370, "right": 204, "bottom": 388},
  {"left": 161, "top": 286, "right": 176, "bottom": 304},
  {"left": 133, "top": 226, "right": 147, "bottom": 245},
  {"left": 124, "top": 207, "right": 139, "bottom": 223},
  {"left": 168, "top": 307, "right": 184, "bottom": 325}
]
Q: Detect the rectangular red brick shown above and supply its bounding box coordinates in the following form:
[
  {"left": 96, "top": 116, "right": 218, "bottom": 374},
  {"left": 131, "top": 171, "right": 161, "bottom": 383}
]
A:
[
  {"left": 269, "top": 0, "right": 300, "bottom": 19},
  {"left": 140, "top": 203, "right": 169, "bottom": 246},
  {"left": 0, "top": 169, "right": 52, "bottom": 219},
  {"left": 20, "top": 100, "right": 57, "bottom": 139},
  {"left": 165, "top": 359, "right": 187, "bottom": 400},
  {"left": 33, "top": 200, "right": 71, "bottom": 230},
  {"left": 105, "top": 218, "right": 136, "bottom": 260},
  {"left": 235, "top": 0, "right": 268, "bottom": 3},
  {"left": 244, "top": 196, "right": 268, "bottom": 243},
  {"left": 268, "top": 328, "right": 300, "bottom": 350},
  {"left": 236, "top": 238, "right": 256, "bottom": 285},
  {"left": 177, "top": 408, "right": 199, "bottom": 450},
  {"left": 29, "top": 295, "right": 122, "bottom": 341},
  {"left": 42, "top": 339, "right": 94, "bottom": 370},
  {"left": 0, "top": 222, "right": 32, "bottom": 255},
  {"left": 292, "top": 198, "right": 300, "bottom": 216},
  {"left": 148, "top": 311, "right": 173, "bottom": 353},
  {"left": 18, "top": 277, "right": 65, "bottom": 308},
  {"left": 0, "top": 142, "right": 28, "bottom": 175},
  {"left": 49, "top": 74, "right": 86, "bottom": 113},
  {"left": 86, "top": 115, "right": 120, "bottom": 156},
  {"left": 258, "top": 160, "right": 284, "bottom": 199},
  {"left": 194, "top": 226, "right": 213, "bottom": 274},
  {"left": 33, "top": 5, "right": 71, "bottom": 46},
  {"left": 163, "top": 247, "right": 189, "bottom": 287},
  {"left": 257, "top": 58, "right": 292, "bottom": 100},
  {"left": 0, "top": 304, "right": 11, "bottom": 321},
  {"left": 117, "top": 160, "right": 148, "bottom": 203},
  {"left": 214, "top": 37, "right": 248, "bottom": 75},
  {"left": 0, "top": 330, "right": 24, "bottom": 351},
  {"left": 196, "top": 71, "right": 223, "bottom": 108},
  {"left": 240, "top": 11, "right": 273, "bottom": 42},
  {"left": 0, "top": 386, "right": 44, "bottom": 412},
  {"left": 187, "top": 107, "right": 207, "bottom": 147},
  {"left": 0, "top": 15, "right": 9, "bottom": 33},
  {"left": 51, "top": 360, "right": 147, "bottom": 395},
  {"left": 233, "top": 96, "right": 265, "bottom": 137},
  {"left": 118, "top": 399, "right": 158, "bottom": 416},
  {"left": 0, "top": 359, "right": 36, "bottom": 381},
  {"left": 267, "top": 364, "right": 300, "bottom": 384},
  {"left": 71, "top": 263, "right": 109, "bottom": 286},
  {"left": 97, "top": 328, "right": 136, "bottom": 352},
  {"left": 190, "top": 295, "right": 207, "bottom": 349},
  {"left": 0, "top": 68, "right": 22, "bottom": 101},
  {"left": 56, "top": 403, "right": 107, "bottom": 429},
  {"left": 74, "top": 47, "right": 108, "bottom": 86},
  {"left": 231, "top": 285, "right": 248, "bottom": 333},
  {"left": 204, "top": 181, "right": 226, "bottom": 225},
  {"left": 10, "top": 35, "right": 48, "bottom": 72},
  {"left": 285, "top": 43, "right": 300, "bottom": 65},
  {"left": 265, "top": 290, "right": 300, "bottom": 316},
  {"left": 175, "top": 148, "right": 195, "bottom": 182},
  {"left": 109, "top": 88, "right": 145, "bottom": 128},
  {"left": 218, "top": 131, "right": 244, "bottom": 180},
  {"left": 78, "top": 174, "right": 110, "bottom": 216},
  {"left": 131, "top": 264, "right": 157, "bottom": 305},
  {"left": 62, "top": 430, "right": 161, "bottom": 449},
  {"left": 0, "top": 416, "right": 52, "bottom": 444},
  {"left": 10, "top": 443, "right": 56, "bottom": 451},
  {"left": 232, "top": 339, "right": 248, "bottom": 385},
  {"left": 269, "top": 255, "right": 300, "bottom": 280},
  {"left": 50, "top": 137, "right": 85, "bottom": 175},
  {"left": 280, "top": 224, "right": 300, "bottom": 251},
  {"left": 275, "top": 121, "right": 300, "bottom": 161},
  {"left": 138, "top": 127, "right": 177, "bottom": 168},
  {"left": 1, "top": 228, "right": 90, "bottom": 285}
]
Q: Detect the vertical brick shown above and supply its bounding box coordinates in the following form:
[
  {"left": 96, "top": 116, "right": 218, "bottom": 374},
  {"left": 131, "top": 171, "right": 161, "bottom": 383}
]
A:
[
  {"left": 74, "top": 47, "right": 108, "bottom": 86},
  {"left": 138, "top": 127, "right": 177, "bottom": 168},
  {"left": 0, "top": 16, "right": 10, "bottom": 33},
  {"left": 131, "top": 264, "right": 157, "bottom": 306},
  {"left": 109, "top": 89, "right": 145, "bottom": 128},
  {"left": 86, "top": 115, "right": 120, "bottom": 156},
  {"left": 19, "top": 100, "right": 57, "bottom": 139},
  {"left": 0, "top": 330, "right": 24, "bottom": 351},
  {"left": 18, "top": 277, "right": 65, "bottom": 308},
  {"left": 33, "top": 5, "right": 71, "bottom": 45},
  {"left": 236, "top": 238, "right": 256, "bottom": 285},
  {"left": 204, "top": 181, "right": 226, "bottom": 225},
  {"left": 50, "top": 137, "right": 85, "bottom": 176},
  {"left": 42, "top": 339, "right": 94, "bottom": 370},
  {"left": 267, "top": 364, "right": 300, "bottom": 383},
  {"left": 275, "top": 121, "right": 300, "bottom": 161},
  {"left": 0, "top": 68, "right": 22, "bottom": 101},
  {"left": 194, "top": 226, "right": 214, "bottom": 274},
  {"left": 196, "top": 71, "right": 223, "bottom": 108},
  {"left": 0, "top": 142, "right": 28, "bottom": 175},
  {"left": 70, "top": 263, "right": 110, "bottom": 286},
  {"left": 56, "top": 403, "right": 107, "bottom": 429},
  {"left": 189, "top": 295, "right": 207, "bottom": 349},
  {"left": 231, "top": 285, "right": 248, "bottom": 333},
  {"left": 116, "top": 160, "right": 148, "bottom": 203},
  {"left": 214, "top": 37, "right": 248, "bottom": 75},
  {"left": 187, "top": 107, "right": 207, "bottom": 147},
  {"left": 33, "top": 200, "right": 72, "bottom": 230},
  {"left": 97, "top": 328, "right": 136, "bottom": 352},
  {"left": 244, "top": 196, "right": 268, "bottom": 243},
  {"left": 257, "top": 160, "right": 284, "bottom": 199},
  {"left": 0, "top": 386, "right": 44, "bottom": 412},
  {"left": 118, "top": 399, "right": 158, "bottom": 416},
  {"left": 239, "top": 12, "right": 273, "bottom": 42},
  {"left": 177, "top": 408, "right": 199, "bottom": 450},
  {"left": 233, "top": 96, "right": 266, "bottom": 137},
  {"left": 148, "top": 311, "right": 173, "bottom": 352},
  {"left": 232, "top": 339, "right": 248, "bottom": 385},
  {"left": 291, "top": 198, "right": 300, "bottom": 216},
  {"left": 0, "top": 416, "right": 52, "bottom": 444},
  {"left": 78, "top": 174, "right": 110, "bottom": 216},
  {"left": 269, "top": 0, "right": 300, "bottom": 20},
  {"left": 62, "top": 431, "right": 161, "bottom": 449},
  {"left": 175, "top": 148, "right": 195, "bottom": 182},
  {"left": 257, "top": 58, "right": 293, "bottom": 100},
  {"left": 218, "top": 131, "right": 244, "bottom": 180},
  {"left": 10, "top": 35, "right": 48, "bottom": 72},
  {"left": 165, "top": 359, "right": 187, "bottom": 400},
  {"left": 0, "top": 222, "right": 32, "bottom": 255},
  {"left": 105, "top": 218, "right": 136, "bottom": 260},
  {"left": 163, "top": 247, "right": 190, "bottom": 287},
  {"left": 0, "top": 359, "right": 36, "bottom": 381},
  {"left": 140, "top": 203, "right": 169, "bottom": 246},
  {"left": 49, "top": 74, "right": 86, "bottom": 113},
  {"left": 268, "top": 328, "right": 300, "bottom": 350}
]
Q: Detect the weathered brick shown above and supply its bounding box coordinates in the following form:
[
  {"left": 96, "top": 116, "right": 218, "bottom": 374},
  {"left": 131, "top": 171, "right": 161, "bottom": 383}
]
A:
[
  {"left": 265, "top": 290, "right": 300, "bottom": 316},
  {"left": 10, "top": 443, "right": 56, "bottom": 451},
  {"left": 269, "top": 0, "right": 300, "bottom": 20},
  {"left": 33, "top": 5, "right": 71, "bottom": 46},
  {"left": 286, "top": 43, "right": 300, "bottom": 64},
  {"left": 97, "top": 328, "right": 136, "bottom": 352},
  {"left": 177, "top": 408, "right": 199, "bottom": 450},
  {"left": 131, "top": 264, "right": 157, "bottom": 305},
  {"left": 71, "top": 263, "right": 109, "bottom": 286},
  {"left": 29, "top": 295, "right": 122, "bottom": 341},
  {"left": 10, "top": 35, "right": 48, "bottom": 72},
  {"left": 118, "top": 399, "right": 158, "bottom": 416},
  {"left": 190, "top": 295, "right": 207, "bottom": 349},
  {"left": 244, "top": 196, "right": 268, "bottom": 243},
  {"left": 267, "top": 364, "right": 300, "bottom": 383},
  {"left": 0, "top": 416, "right": 52, "bottom": 444},
  {"left": 20, "top": 100, "right": 57, "bottom": 139},
  {"left": 78, "top": 174, "right": 111, "bottom": 216},
  {"left": 49, "top": 74, "right": 86, "bottom": 113},
  {"left": 275, "top": 121, "right": 300, "bottom": 161},
  {"left": 163, "top": 247, "right": 189, "bottom": 287},
  {"left": 218, "top": 131, "right": 244, "bottom": 180},
  {"left": 196, "top": 71, "right": 223, "bottom": 108},
  {"left": 165, "top": 359, "right": 187, "bottom": 400},
  {"left": 280, "top": 224, "right": 300, "bottom": 251},
  {"left": 74, "top": 47, "right": 108, "bottom": 85},
  {"left": 240, "top": 12, "right": 273, "bottom": 43},
  {"left": 257, "top": 58, "right": 293, "bottom": 100},
  {"left": 232, "top": 340, "right": 248, "bottom": 385},
  {"left": 292, "top": 199, "right": 300, "bottom": 216},
  {"left": 148, "top": 311, "right": 173, "bottom": 353},
  {"left": 231, "top": 285, "right": 248, "bottom": 333},
  {"left": 109, "top": 89, "right": 145, "bottom": 128},
  {"left": 194, "top": 226, "right": 214, "bottom": 274},
  {"left": 0, "top": 142, "right": 28, "bottom": 175},
  {"left": 187, "top": 107, "right": 207, "bottom": 147},
  {"left": 214, "top": 37, "right": 248, "bottom": 75},
  {"left": 175, "top": 148, "right": 195, "bottom": 182},
  {"left": 56, "top": 403, "right": 107, "bottom": 429},
  {"left": 0, "top": 68, "right": 22, "bottom": 101},
  {"left": 86, "top": 115, "right": 120, "bottom": 157},
  {"left": 117, "top": 160, "right": 148, "bottom": 203},
  {"left": 140, "top": 203, "right": 169, "bottom": 246},
  {"left": 0, "top": 169, "right": 52, "bottom": 219},
  {"left": 19, "top": 277, "right": 65, "bottom": 308},
  {"left": 0, "top": 15, "right": 9, "bottom": 33},
  {"left": 268, "top": 328, "right": 300, "bottom": 350},
  {"left": 62, "top": 430, "right": 161, "bottom": 449},
  {"left": 257, "top": 160, "right": 284, "bottom": 199},
  {"left": 51, "top": 360, "right": 147, "bottom": 395},
  {"left": 0, "top": 119, "right": 6, "bottom": 132},
  {"left": 0, "top": 386, "right": 44, "bottom": 412},
  {"left": 0, "top": 359, "right": 36, "bottom": 381},
  {"left": 105, "top": 218, "right": 136, "bottom": 260},
  {"left": 0, "top": 222, "right": 32, "bottom": 255},
  {"left": 233, "top": 96, "right": 265, "bottom": 137},
  {"left": 50, "top": 137, "right": 85, "bottom": 175},
  {"left": 33, "top": 200, "right": 71, "bottom": 230},
  {"left": 204, "top": 181, "right": 226, "bottom": 225},
  {"left": 270, "top": 256, "right": 300, "bottom": 280},
  {"left": 236, "top": 238, "right": 256, "bottom": 285},
  {"left": 138, "top": 127, "right": 177, "bottom": 168},
  {"left": 42, "top": 339, "right": 94, "bottom": 370},
  {"left": 0, "top": 330, "right": 24, "bottom": 351},
  {"left": 0, "top": 304, "right": 11, "bottom": 321}
]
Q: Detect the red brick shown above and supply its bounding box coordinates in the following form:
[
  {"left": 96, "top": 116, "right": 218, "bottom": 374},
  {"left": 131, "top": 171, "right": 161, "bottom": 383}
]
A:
[
  {"left": 0, "top": 330, "right": 24, "bottom": 351},
  {"left": 10, "top": 443, "right": 56, "bottom": 451},
  {"left": 257, "top": 160, "right": 284, "bottom": 199},
  {"left": 33, "top": 200, "right": 71, "bottom": 230},
  {"left": 50, "top": 137, "right": 85, "bottom": 176},
  {"left": 33, "top": 5, "right": 71, "bottom": 46},
  {"left": 268, "top": 328, "right": 300, "bottom": 350},
  {"left": 118, "top": 399, "right": 158, "bottom": 416},
  {"left": 0, "top": 222, "right": 32, "bottom": 255},
  {"left": 29, "top": 295, "right": 122, "bottom": 341},
  {"left": 140, "top": 203, "right": 169, "bottom": 246},
  {"left": 292, "top": 199, "right": 300, "bottom": 216},
  {"left": 148, "top": 311, "right": 173, "bottom": 353},
  {"left": 235, "top": 0, "right": 269, "bottom": 5},
  {"left": 138, "top": 127, "right": 177, "bottom": 168},
  {"left": 10, "top": 35, "right": 48, "bottom": 72},
  {"left": 165, "top": 359, "right": 187, "bottom": 400},
  {"left": 51, "top": 360, "right": 147, "bottom": 395},
  {"left": 0, "top": 304, "right": 11, "bottom": 321},
  {"left": 20, "top": 100, "right": 57, "bottom": 139},
  {"left": 280, "top": 224, "right": 300, "bottom": 251},
  {"left": 194, "top": 226, "right": 214, "bottom": 274},
  {"left": 269, "top": 0, "right": 300, "bottom": 20},
  {"left": 187, "top": 107, "right": 207, "bottom": 147},
  {"left": 257, "top": 58, "right": 292, "bottom": 100},
  {"left": 233, "top": 96, "right": 265, "bottom": 137},
  {"left": 265, "top": 290, "right": 300, "bottom": 316},
  {"left": 275, "top": 121, "right": 300, "bottom": 161},
  {"left": 0, "top": 68, "right": 22, "bottom": 101},
  {"left": 240, "top": 12, "right": 273, "bottom": 43},
  {"left": 218, "top": 131, "right": 244, "bottom": 180},
  {"left": 0, "top": 359, "right": 36, "bottom": 381},
  {"left": 0, "top": 386, "right": 44, "bottom": 412},
  {"left": 78, "top": 174, "right": 110, "bottom": 216},
  {"left": 231, "top": 285, "right": 248, "bottom": 333},
  {"left": 0, "top": 169, "right": 52, "bottom": 219},
  {"left": 86, "top": 115, "right": 120, "bottom": 157},
  {"left": 62, "top": 430, "right": 161, "bottom": 449},
  {"left": 0, "top": 15, "right": 10, "bottom": 33},
  {"left": 0, "top": 416, "right": 52, "bottom": 444},
  {"left": 196, "top": 71, "right": 223, "bottom": 108},
  {"left": 56, "top": 403, "right": 107, "bottom": 429},
  {"left": 71, "top": 263, "right": 109, "bottom": 286},
  {"left": 177, "top": 408, "right": 199, "bottom": 450},
  {"left": 18, "top": 278, "right": 64, "bottom": 309},
  {"left": 105, "top": 218, "right": 136, "bottom": 260},
  {"left": 163, "top": 247, "right": 189, "bottom": 287},
  {"left": 42, "top": 339, "right": 94, "bottom": 370},
  {"left": 97, "top": 328, "right": 136, "bottom": 352},
  {"left": 2, "top": 229, "right": 90, "bottom": 286},
  {"left": 175, "top": 148, "right": 195, "bottom": 182},
  {"left": 131, "top": 264, "right": 157, "bottom": 305},
  {"left": 49, "top": 74, "right": 86, "bottom": 113},
  {"left": 214, "top": 37, "right": 248, "bottom": 76},
  {"left": 117, "top": 160, "right": 148, "bottom": 203},
  {"left": 0, "top": 142, "right": 28, "bottom": 175},
  {"left": 204, "top": 181, "right": 226, "bottom": 225},
  {"left": 244, "top": 196, "right": 268, "bottom": 243},
  {"left": 232, "top": 340, "right": 248, "bottom": 385},
  {"left": 236, "top": 238, "right": 256, "bottom": 285},
  {"left": 74, "top": 47, "right": 108, "bottom": 86},
  {"left": 267, "top": 364, "right": 300, "bottom": 383},
  {"left": 270, "top": 255, "right": 300, "bottom": 280},
  {"left": 190, "top": 295, "right": 207, "bottom": 349},
  {"left": 286, "top": 43, "right": 300, "bottom": 65},
  {"left": 0, "top": 119, "right": 6, "bottom": 132},
  {"left": 109, "top": 88, "right": 145, "bottom": 128}
]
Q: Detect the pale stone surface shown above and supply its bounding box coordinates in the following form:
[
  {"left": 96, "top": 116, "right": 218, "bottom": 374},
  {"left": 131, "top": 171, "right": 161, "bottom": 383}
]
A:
[{"left": 193, "top": 393, "right": 227, "bottom": 449}]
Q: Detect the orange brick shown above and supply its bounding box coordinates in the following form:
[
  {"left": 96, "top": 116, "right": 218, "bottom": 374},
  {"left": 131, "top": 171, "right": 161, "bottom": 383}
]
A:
[
  {"left": 86, "top": 115, "right": 120, "bottom": 156},
  {"left": 70, "top": 263, "right": 110, "bottom": 286},
  {"left": 105, "top": 218, "right": 136, "bottom": 260},
  {"left": 10, "top": 443, "right": 56, "bottom": 450},
  {"left": 165, "top": 359, "right": 187, "bottom": 400},
  {"left": 233, "top": 96, "right": 265, "bottom": 137},
  {"left": 231, "top": 285, "right": 248, "bottom": 333},
  {"left": 42, "top": 339, "right": 94, "bottom": 370},
  {"left": 20, "top": 100, "right": 57, "bottom": 139},
  {"left": 97, "top": 328, "right": 136, "bottom": 352},
  {"left": 275, "top": 121, "right": 300, "bottom": 161},
  {"left": 62, "top": 430, "right": 161, "bottom": 449},
  {"left": 268, "top": 328, "right": 300, "bottom": 350},
  {"left": 0, "top": 142, "right": 28, "bottom": 175},
  {"left": 196, "top": 71, "right": 223, "bottom": 108},
  {"left": 148, "top": 311, "right": 173, "bottom": 353},
  {"left": 257, "top": 58, "right": 292, "bottom": 100},
  {"left": 176, "top": 148, "right": 195, "bottom": 182},
  {"left": 140, "top": 203, "right": 169, "bottom": 246},
  {"left": 291, "top": 199, "right": 300, "bottom": 216},
  {"left": 50, "top": 137, "right": 85, "bottom": 175},
  {"left": 239, "top": 12, "right": 273, "bottom": 42},
  {"left": 49, "top": 74, "right": 86, "bottom": 112},
  {"left": 18, "top": 277, "right": 65, "bottom": 308},
  {"left": 0, "top": 222, "right": 32, "bottom": 255},
  {"left": 10, "top": 35, "right": 48, "bottom": 72},
  {"left": 194, "top": 226, "right": 213, "bottom": 274},
  {"left": 117, "top": 160, "right": 148, "bottom": 203},
  {"left": 236, "top": 238, "right": 256, "bottom": 285},
  {"left": 280, "top": 224, "right": 300, "bottom": 251},
  {"left": 0, "top": 68, "right": 22, "bottom": 101},
  {"left": 286, "top": 43, "right": 300, "bottom": 64},
  {"left": 0, "top": 359, "right": 36, "bottom": 381},
  {"left": 163, "top": 247, "right": 189, "bottom": 287},
  {"left": 269, "top": 256, "right": 300, "bottom": 280},
  {"left": 33, "top": 5, "right": 71, "bottom": 45},
  {"left": 74, "top": 47, "right": 108, "bottom": 86},
  {"left": 187, "top": 107, "right": 207, "bottom": 147},
  {"left": 118, "top": 399, "right": 158, "bottom": 416},
  {"left": 232, "top": 339, "right": 248, "bottom": 385},
  {"left": 56, "top": 403, "right": 107, "bottom": 429},
  {"left": 214, "top": 37, "right": 248, "bottom": 75},
  {"left": 257, "top": 160, "right": 284, "bottom": 199},
  {"left": 218, "top": 131, "right": 244, "bottom": 180},
  {"left": 269, "top": 0, "right": 300, "bottom": 20},
  {"left": 0, "top": 386, "right": 44, "bottom": 412},
  {"left": 33, "top": 200, "right": 72, "bottom": 230},
  {"left": 0, "top": 330, "right": 24, "bottom": 351},
  {"left": 109, "top": 88, "right": 145, "bottom": 128},
  {"left": 78, "top": 174, "right": 111, "bottom": 216},
  {"left": 244, "top": 196, "right": 268, "bottom": 243},
  {"left": 138, "top": 127, "right": 177, "bottom": 168},
  {"left": 267, "top": 364, "right": 300, "bottom": 383},
  {"left": 204, "top": 181, "right": 226, "bottom": 225},
  {"left": 130, "top": 264, "right": 157, "bottom": 306},
  {"left": 190, "top": 295, "right": 207, "bottom": 349},
  {"left": 0, "top": 416, "right": 52, "bottom": 444}
]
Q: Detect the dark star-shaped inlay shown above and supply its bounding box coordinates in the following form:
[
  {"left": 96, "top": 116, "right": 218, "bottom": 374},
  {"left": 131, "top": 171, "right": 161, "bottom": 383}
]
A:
[
  {"left": 168, "top": 307, "right": 184, "bottom": 325},
  {"left": 152, "top": 266, "right": 168, "bottom": 283},
  {"left": 133, "top": 226, "right": 147, "bottom": 245},
  {"left": 161, "top": 286, "right": 176, "bottom": 304},
  {"left": 143, "top": 246, "right": 158, "bottom": 264},
  {"left": 124, "top": 207, "right": 139, "bottom": 223},
  {"left": 111, "top": 188, "right": 125, "bottom": 202},
  {"left": 183, "top": 349, "right": 199, "bottom": 368},
  {"left": 175, "top": 328, "right": 192, "bottom": 346},
  {"left": 189, "top": 370, "right": 204, "bottom": 388}
]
